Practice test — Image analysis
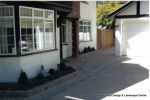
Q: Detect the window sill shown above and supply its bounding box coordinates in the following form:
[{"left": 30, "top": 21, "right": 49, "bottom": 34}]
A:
[
  {"left": 79, "top": 40, "right": 92, "bottom": 43},
  {"left": 0, "top": 49, "right": 58, "bottom": 57}
]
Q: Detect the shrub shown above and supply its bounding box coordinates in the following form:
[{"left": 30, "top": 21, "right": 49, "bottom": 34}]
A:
[
  {"left": 48, "top": 68, "right": 55, "bottom": 75},
  {"left": 36, "top": 73, "right": 44, "bottom": 80},
  {"left": 83, "top": 47, "right": 88, "bottom": 53},
  {"left": 87, "top": 46, "right": 92, "bottom": 52},
  {"left": 91, "top": 47, "right": 95, "bottom": 51},
  {"left": 18, "top": 70, "right": 29, "bottom": 84}
]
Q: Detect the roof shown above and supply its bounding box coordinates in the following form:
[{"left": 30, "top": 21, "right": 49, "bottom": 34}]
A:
[{"left": 108, "top": 1, "right": 137, "bottom": 18}]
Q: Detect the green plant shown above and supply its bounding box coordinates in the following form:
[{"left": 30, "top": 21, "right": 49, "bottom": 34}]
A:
[
  {"left": 83, "top": 47, "right": 88, "bottom": 53},
  {"left": 48, "top": 68, "right": 55, "bottom": 75},
  {"left": 97, "top": 1, "right": 122, "bottom": 28},
  {"left": 36, "top": 73, "right": 44, "bottom": 79},
  {"left": 18, "top": 70, "right": 29, "bottom": 84},
  {"left": 91, "top": 47, "right": 95, "bottom": 51},
  {"left": 87, "top": 46, "right": 92, "bottom": 52}
]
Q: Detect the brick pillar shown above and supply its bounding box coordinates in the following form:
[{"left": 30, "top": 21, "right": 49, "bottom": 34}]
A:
[
  {"left": 72, "top": 19, "right": 79, "bottom": 57},
  {"left": 71, "top": 1, "right": 80, "bottom": 57}
]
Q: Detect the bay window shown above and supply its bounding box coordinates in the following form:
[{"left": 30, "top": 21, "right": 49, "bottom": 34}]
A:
[
  {"left": 0, "top": 6, "right": 55, "bottom": 56},
  {"left": 0, "top": 6, "right": 16, "bottom": 55},
  {"left": 20, "top": 7, "right": 55, "bottom": 54},
  {"left": 79, "top": 21, "right": 92, "bottom": 42}
]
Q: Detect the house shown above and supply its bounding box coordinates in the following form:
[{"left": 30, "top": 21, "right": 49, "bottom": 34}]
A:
[
  {"left": 109, "top": 1, "right": 149, "bottom": 57},
  {"left": 0, "top": 1, "right": 96, "bottom": 82}
]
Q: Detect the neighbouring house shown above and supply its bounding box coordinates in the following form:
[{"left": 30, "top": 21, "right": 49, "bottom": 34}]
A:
[
  {"left": 79, "top": 2, "right": 96, "bottom": 52},
  {"left": 0, "top": 1, "right": 96, "bottom": 82},
  {"left": 109, "top": 1, "right": 149, "bottom": 57}
]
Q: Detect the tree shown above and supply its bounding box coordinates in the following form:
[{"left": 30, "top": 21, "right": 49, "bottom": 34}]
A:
[{"left": 96, "top": 1, "right": 122, "bottom": 29}]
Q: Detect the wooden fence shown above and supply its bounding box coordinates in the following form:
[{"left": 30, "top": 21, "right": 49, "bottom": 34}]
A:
[{"left": 97, "top": 29, "right": 114, "bottom": 49}]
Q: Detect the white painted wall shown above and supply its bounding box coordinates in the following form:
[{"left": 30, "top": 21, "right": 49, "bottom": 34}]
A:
[
  {"left": 79, "top": 1, "right": 97, "bottom": 52},
  {"left": 20, "top": 51, "right": 60, "bottom": 79},
  {"left": 115, "top": 19, "right": 123, "bottom": 56},
  {"left": 0, "top": 57, "right": 21, "bottom": 82},
  {"left": 63, "top": 20, "right": 72, "bottom": 58},
  {"left": 140, "top": 1, "right": 149, "bottom": 14},
  {"left": 118, "top": 3, "right": 136, "bottom": 15}
]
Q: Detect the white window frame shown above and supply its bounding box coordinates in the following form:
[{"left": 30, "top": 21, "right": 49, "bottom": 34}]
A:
[
  {"left": 19, "top": 6, "right": 55, "bottom": 54},
  {"left": 79, "top": 20, "right": 92, "bottom": 42},
  {"left": 0, "top": 6, "right": 16, "bottom": 55}
]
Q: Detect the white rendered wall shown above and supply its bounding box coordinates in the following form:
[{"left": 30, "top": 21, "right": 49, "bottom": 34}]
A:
[
  {"left": 140, "top": 1, "right": 149, "bottom": 14},
  {"left": 0, "top": 57, "right": 21, "bottom": 82},
  {"left": 115, "top": 19, "right": 123, "bottom": 56},
  {"left": 118, "top": 3, "right": 136, "bottom": 15},
  {"left": 63, "top": 20, "right": 72, "bottom": 58},
  {"left": 79, "top": 1, "right": 97, "bottom": 52}
]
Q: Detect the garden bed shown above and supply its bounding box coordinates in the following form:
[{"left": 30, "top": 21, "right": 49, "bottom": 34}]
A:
[{"left": 0, "top": 67, "right": 75, "bottom": 91}]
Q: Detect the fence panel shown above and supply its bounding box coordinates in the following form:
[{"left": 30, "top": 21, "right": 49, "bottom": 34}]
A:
[{"left": 97, "top": 29, "right": 114, "bottom": 49}]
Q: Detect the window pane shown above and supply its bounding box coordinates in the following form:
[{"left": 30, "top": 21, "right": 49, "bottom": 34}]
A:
[
  {"left": 0, "top": 18, "right": 13, "bottom": 27},
  {"left": 34, "top": 10, "right": 43, "bottom": 17},
  {"left": 8, "top": 36, "right": 14, "bottom": 44},
  {"left": 27, "top": 28, "right": 32, "bottom": 36},
  {"left": 27, "top": 36, "right": 33, "bottom": 52},
  {"left": 21, "top": 29, "right": 26, "bottom": 36},
  {"left": 45, "top": 11, "right": 53, "bottom": 19},
  {"left": 80, "top": 21, "right": 83, "bottom": 25},
  {"left": 21, "top": 8, "right": 32, "bottom": 17},
  {"left": 8, "top": 45, "right": 15, "bottom": 53},
  {"left": 79, "top": 21, "right": 91, "bottom": 41},
  {"left": 87, "top": 22, "right": 91, "bottom": 25},
  {"left": 21, "top": 18, "right": 32, "bottom": 27},
  {"left": 7, "top": 28, "right": 14, "bottom": 36},
  {"left": 21, "top": 18, "right": 33, "bottom": 53},
  {"left": 0, "top": 7, "right": 15, "bottom": 55},
  {"left": 1, "top": 45, "right": 8, "bottom": 54},
  {"left": 20, "top": 7, "right": 55, "bottom": 53},
  {"left": 1, "top": 8, "right": 5, "bottom": 16},
  {"left": 45, "top": 23, "right": 53, "bottom": 32},
  {"left": 34, "top": 19, "right": 44, "bottom": 50},
  {"left": 21, "top": 36, "right": 27, "bottom": 41}
]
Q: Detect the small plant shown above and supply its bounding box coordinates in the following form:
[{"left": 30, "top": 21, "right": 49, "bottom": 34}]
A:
[
  {"left": 36, "top": 73, "right": 44, "bottom": 79},
  {"left": 36, "top": 65, "right": 49, "bottom": 79},
  {"left": 48, "top": 68, "right": 55, "bottom": 75},
  {"left": 18, "top": 69, "right": 29, "bottom": 84},
  {"left": 91, "top": 47, "right": 95, "bottom": 51},
  {"left": 83, "top": 47, "right": 88, "bottom": 53},
  {"left": 87, "top": 46, "right": 91, "bottom": 52}
]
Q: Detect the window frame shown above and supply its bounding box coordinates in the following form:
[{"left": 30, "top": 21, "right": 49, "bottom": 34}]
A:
[
  {"left": 79, "top": 20, "right": 92, "bottom": 42},
  {"left": 0, "top": 6, "right": 16, "bottom": 56},
  {"left": 61, "top": 24, "right": 67, "bottom": 44},
  {"left": 19, "top": 6, "right": 56, "bottom": 54}
]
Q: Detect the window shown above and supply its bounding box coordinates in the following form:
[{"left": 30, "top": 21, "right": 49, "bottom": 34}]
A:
[
  {"left": 20, "top": 7, "right": 55, "bottom": 54},
  {"left": 79, "top": 21, "right": 91, "bottom": 41},
  {"left": 61, "top": 24, "right": 66, "bottom": 43},
  {"left": 0, "top": 6, "right": 16, "bottom": 55}
]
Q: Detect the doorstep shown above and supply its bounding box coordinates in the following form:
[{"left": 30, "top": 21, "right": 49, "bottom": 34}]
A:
[{"left": 0, "top": 71, "right": 79, "bottom": 97}]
